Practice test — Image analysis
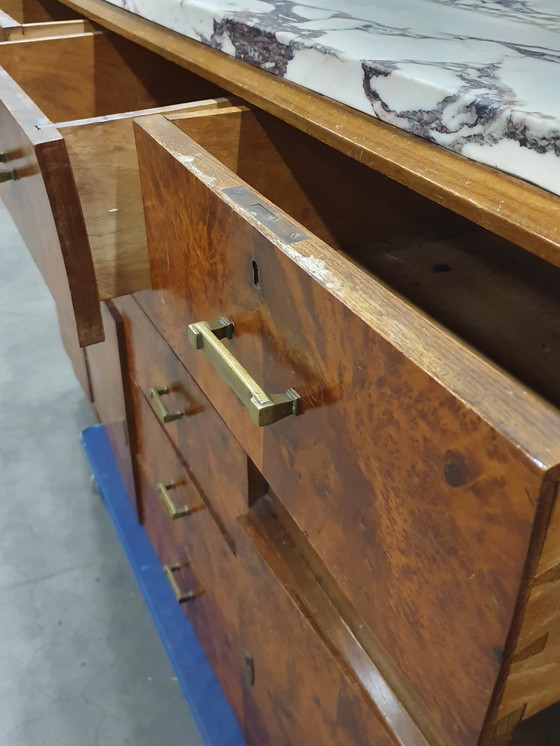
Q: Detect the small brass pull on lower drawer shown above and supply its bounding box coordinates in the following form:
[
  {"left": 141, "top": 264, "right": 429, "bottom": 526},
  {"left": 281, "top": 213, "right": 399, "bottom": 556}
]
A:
[
  {"left": 149, "top": 386, "right": 183, "bottom": 423},
  {"left": 156, "top": 481, "right": 192, "bottom": 520},
  {"left": 163, "top": 562, "right": 199, "bottom": 604},
  {"left": 0, "top": 169, "right": 16, "bottom": 184},
  {"left": 188, "top": 317, "right": 300, "bottom": 427}
]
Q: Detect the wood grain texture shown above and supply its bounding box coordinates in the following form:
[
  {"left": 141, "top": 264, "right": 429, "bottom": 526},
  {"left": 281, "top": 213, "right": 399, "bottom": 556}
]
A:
[
  {"left": 238, "top": 495, "right": 400, "bottom": 746},
  {"left": 349, "top": 230, "right": 560, "bottom": 409},
  {"left": 0, "top": 31, "right": 226, "bottom": 345},
  {"left": 119, "top": 295, "right": 248, "bottom": 547},
  {"left": 59, "top": 98, "right": 232, "bottom": 299},
  {"left": 134, "top": 113, "right": 560, "bottom": 746},
  {"left": 86, "top": 299, "right": 136, "bottom": 512},
  {"left": 2, "top": 0, "right": 80, "bottom": 23},
  {"left": 495, "top": 481, "right": 560, "bottom": 725},
  {"left": 134, "top": 385, "right": 242, "bottom": 721},
  {"left": 0, "top": 65, "right": 102, "bottom": 346},
  {"left": 55, "top": 0, "right": 560, "bottom": 269}
]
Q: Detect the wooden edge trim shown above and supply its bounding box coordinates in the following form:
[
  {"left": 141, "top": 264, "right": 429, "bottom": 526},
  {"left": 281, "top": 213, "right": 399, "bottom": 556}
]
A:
[
  {"left": 55, "top": 0, "right": 560, "bottom": 270},
  {"left": 49, "top": 95, "right": 239, "bottom": 130},
  {"left": 3, "top": 19, "right": 95, "bottom": 41},
  {"left": 0, "top": 68, "right": 103, "bottom": 345}
]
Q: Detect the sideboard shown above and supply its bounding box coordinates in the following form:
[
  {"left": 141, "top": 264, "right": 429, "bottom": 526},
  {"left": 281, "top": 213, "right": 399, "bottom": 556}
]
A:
[{"left": 2, "top": 1, "right": 560, "bottom": 744}]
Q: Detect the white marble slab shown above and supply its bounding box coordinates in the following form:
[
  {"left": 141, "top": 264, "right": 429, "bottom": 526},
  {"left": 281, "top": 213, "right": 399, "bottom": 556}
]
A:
[{"left": 106, "top": 0, "right": 560, "bottom": 196}]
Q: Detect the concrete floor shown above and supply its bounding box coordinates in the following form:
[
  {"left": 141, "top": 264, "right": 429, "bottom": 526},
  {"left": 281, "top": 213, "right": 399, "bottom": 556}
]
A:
[{"left": 0, "top": 203, "right": 204, "bottom": 745}]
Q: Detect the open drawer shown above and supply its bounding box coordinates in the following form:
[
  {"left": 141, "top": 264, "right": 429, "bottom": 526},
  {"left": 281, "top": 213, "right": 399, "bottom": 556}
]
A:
[
  {"left": 0, "top": 29, "right": 225, "bottom": 351},
  {"left": 133, "top": 106, "right": 560, "bottom": 746},
  {"left": 0, "top": 0, "right": 80, "bottom": 39}
]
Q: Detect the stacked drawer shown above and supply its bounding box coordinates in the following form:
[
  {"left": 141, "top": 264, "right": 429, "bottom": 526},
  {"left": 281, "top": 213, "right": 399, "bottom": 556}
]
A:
[
  {"left": 118, "top": 294, "right": 402, "bottom": 745},
  {"left": 3, "top": 6, "right": 560, "bottom": 745},
  {"left": 131, "top": 105, "right": 560, "bottom": 746}
]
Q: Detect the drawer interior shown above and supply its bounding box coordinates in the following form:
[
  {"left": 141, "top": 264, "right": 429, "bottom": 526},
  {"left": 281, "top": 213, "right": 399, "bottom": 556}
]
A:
[
  {"left": 168, "top": 106, "right": 560, "bottom": 408},
  {"left": 0, "top": 31, "right": 222, "bottom": 123},
  {"left": 1, "top": 0, "right": 79, "bottom": 23},
  {"left": 0, "top": 31, "right": 225, "bottom": 346}
]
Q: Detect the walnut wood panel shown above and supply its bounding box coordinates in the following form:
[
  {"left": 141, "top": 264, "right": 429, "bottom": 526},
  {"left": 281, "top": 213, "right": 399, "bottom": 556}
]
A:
[
  {"left": 0, "top": 32, "right": 226, "bottom": 346},
  {"left": 134, "top": 386, "right": 242, "bottom": 721},
  {"left": 118, "top": 295, "right": 248, "bottom": 546},
  {"left": 2, "top": 0, "right": 80, "bottom": 23},
  {"left": 238, "top": 495, "right": 401, "bottom": 746},
  {"left": 86, "top": 299, "right": 136, "bottom": 512},
  {"left": 349, "top": 230, "right": 560, "bottom": 410},
  {"left": 0, "top": 65, "right": 101, "bottom": 355},
  {"left": 57, "top": 98, "right": 231, "bottom": 300},
  {"left": 55, "top": 0, "right": 560, "bottom": 269},
  {"left": 134, "top": 113, "right": 560, "bottom": 746}
]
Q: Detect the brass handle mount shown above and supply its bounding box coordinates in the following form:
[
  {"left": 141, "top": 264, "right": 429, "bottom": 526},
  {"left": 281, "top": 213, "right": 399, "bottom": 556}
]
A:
[
  {"left": 149, "top": 386, "right": 183, "bottom": 423},
  {"left": 187, "top": 317, "right": 300, "bottom": 427},
  {"left": 0, "top": 169, "right": 16, "bottom": 183},
  {"left": 156, "top": 481, "right": 192, "bottom": 520},
  {"left": 163, "top": 562, "right": 199, "bottom": 604}
]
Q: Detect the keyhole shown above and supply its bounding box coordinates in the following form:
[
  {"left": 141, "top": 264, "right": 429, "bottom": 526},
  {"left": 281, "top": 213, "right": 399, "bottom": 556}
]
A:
[{"left": 252, "top": 260, "right": 260, "bottom": 288}]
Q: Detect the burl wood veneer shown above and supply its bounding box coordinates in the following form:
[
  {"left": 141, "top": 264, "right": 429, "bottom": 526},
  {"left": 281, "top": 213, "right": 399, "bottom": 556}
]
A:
[{"left": 132, "top": 106, "right": 560, "bottom": 746}]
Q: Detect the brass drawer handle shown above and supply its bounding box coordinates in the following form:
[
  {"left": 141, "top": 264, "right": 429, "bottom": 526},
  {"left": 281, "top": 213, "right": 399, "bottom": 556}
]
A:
[
  {"left": 163, "top": 562, "right": 198, "bottom": 604},
  {"left": 187, "top": 317, "right": 300, "bottom": 427},
  {"left": 0, "top": 169, "right": 16, "bottom": 183},
  {"left": 149, "top": 386, "right": 183, "bottom": 423},
  {"left": 156, "top": 481, "right": 192, "bottom": 520}
]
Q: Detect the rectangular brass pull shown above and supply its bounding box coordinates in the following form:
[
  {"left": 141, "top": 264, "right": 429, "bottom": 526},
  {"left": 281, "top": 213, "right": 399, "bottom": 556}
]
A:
[
  {"left": 163, "top": 562, "right": 197, "bottom": 604},
  {"left": 187, "top": 317, "right": 300, "bottom": 427},
  {"left": 149, "top": 386, "right": 183, "bottom": 423},
  {"left": 156, "top": 482, "right": 191, "bottom": 520}
]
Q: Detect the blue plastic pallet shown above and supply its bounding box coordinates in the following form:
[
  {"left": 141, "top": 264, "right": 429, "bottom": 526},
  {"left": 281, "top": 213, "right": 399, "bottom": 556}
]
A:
[{"left": 81, "top": 424, "right": 246, "bottom": 746}]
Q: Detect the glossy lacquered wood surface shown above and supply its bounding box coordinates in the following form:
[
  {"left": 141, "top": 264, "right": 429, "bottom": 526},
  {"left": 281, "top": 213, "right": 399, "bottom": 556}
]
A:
[{"left": 134, "top": 112, "right": 560, "bottom": 746}]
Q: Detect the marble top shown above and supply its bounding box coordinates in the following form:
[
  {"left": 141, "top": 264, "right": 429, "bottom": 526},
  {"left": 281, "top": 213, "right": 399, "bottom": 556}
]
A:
[{"left": 107, "top": 0, "right": 560, "bottom": 196}]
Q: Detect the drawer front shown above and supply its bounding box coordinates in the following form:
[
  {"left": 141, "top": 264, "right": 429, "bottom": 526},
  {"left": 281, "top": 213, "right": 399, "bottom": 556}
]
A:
[
  {"left": 120, "top": 296, "right": 248, "bottom": 546},
  {"left": 86, "top": 300, "right": 136, "bottom": 513},
  {"left": 238, "top": 498, "right": 398, "bottom": 746},
  {"left": 134, "top": 381, "right": 206, "bottom": 527},
  {"left": 134, "top": 385, "right": 242, "bottom": 721},
  {"left": 0, "top": 60, "right": 101, "bottom": 345},
  {"left": 134, "top": 113, "right": 560, "bottom": 746}
]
